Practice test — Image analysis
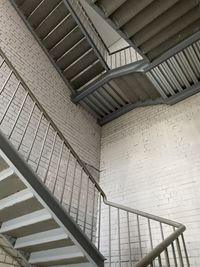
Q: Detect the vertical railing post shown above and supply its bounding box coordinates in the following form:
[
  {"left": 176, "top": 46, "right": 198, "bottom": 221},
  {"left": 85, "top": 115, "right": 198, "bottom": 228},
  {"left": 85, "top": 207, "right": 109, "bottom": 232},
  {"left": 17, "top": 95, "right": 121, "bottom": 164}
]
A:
[
  {"left": 52, "top": 140, "right": 64, "bottom": 194},
  {"left": 68, "top": 159, "right": 78, "bottom": 214},
  {"left": 117, "top": 208, "right": 121, "bottom": 267},
  {"left": 0, "top": 81, "right": 21, "bottom": 125},
  {"left": 160, "top": 223, "right": 170, "bottom": 267},
  {"left": 109, "top": 205, "right": 111, "bottom": 267},
  {"left": 127, "top": 212, "right": 132, "bottom": 266},
  {"left": 181, "top": 234, "right": 190, "bottom": 267},
  {"left": 97, "top": 193, "right": 102, "bottom": 250},
  {"left": 137, "top": 215, "right": 143, "bottom": 259},
  {"left": 61, "top": 149, "right": 71, "bottom": 205}
]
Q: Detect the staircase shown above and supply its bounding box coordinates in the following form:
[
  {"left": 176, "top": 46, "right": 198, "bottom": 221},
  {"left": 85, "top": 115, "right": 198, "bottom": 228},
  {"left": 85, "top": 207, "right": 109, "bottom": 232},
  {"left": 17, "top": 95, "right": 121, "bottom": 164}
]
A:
[
  {"left": 0, "top": 141, "right": 103, "bottom": 267},
  {"left": 11, "top": 0, "right": 108, "bottom": 92},
  {"left": 10, "top": 0, "right": 200, "bottom": 126},
  {"left": 88, "top": 0, "right": 200, "bottom": 61},
  {"left": 0, "top": 44, "right": 190, "bottom": 266}
]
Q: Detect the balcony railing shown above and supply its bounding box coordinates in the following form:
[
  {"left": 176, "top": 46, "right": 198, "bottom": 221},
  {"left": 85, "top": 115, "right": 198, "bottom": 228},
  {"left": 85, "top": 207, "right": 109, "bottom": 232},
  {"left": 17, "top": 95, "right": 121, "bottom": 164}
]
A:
[{"left": 0, "top": 48, "right": 190, "bottom": 267}]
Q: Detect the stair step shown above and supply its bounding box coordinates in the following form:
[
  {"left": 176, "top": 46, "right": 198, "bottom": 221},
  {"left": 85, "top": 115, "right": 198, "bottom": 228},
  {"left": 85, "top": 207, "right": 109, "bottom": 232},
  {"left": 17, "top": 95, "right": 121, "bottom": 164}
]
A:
[
  {"left": 35, "top": 1, "right": 69, "bottom": 40},
  {"left": 43, "top": 14, "right": 77, "bottom": 50},
  {"left": 0, "top": 156, "right": 9, "bottom": 171},
  {"left": 0, "top": 209, "right": 58, "bottom": 237},
  {"left": 49, "top": 264, "right": 93, "bottom": 267},
  {"left": 15, "top": 228, "right": 72, "bottom": 252},
  {"left": 0, "top": 189, "right": 42, "bottom": 221},
  {"left": 50, "top": 26, "right": 84, "bottom": 60},
  {"left": 27, "top": 0, "right": 61, "bottom": 29},
  {"left": 0, "top": 168, "right": 26, "bottom": 199},
  {"left": 98, "top": 0, "right": 127, "bottom": 17},
  {"left": 71, "top": 60, "right": 105, "bottom": 90},
  {"left": 29, "top": 246, "right": 86, "bottom": 266},
  {"left": 57, "top": 38, "right": 91, "bottom": 70},
  {"left": 64, "top": 49, "right": 97, "bottom": 80}
]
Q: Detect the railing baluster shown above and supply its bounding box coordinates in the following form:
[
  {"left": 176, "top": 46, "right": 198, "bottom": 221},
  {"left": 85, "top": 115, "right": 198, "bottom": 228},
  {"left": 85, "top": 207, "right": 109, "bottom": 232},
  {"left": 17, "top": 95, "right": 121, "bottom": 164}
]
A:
[
  {"left": 160, "top": 223, "right": 170, "bottom": 267},
  {"left": 174, "top": 227, "right": 184, "bottom": 267},
  {"left": 26, "top": 112, "right": 43, "bottom": 162},
  {"left": 83, "top": 176, "right": 90, "bottom": 234},
  {"left": 158, "top": 255, "right": 163, "bottom": 267},
  {"left": 43, "top": 131, "right": 57, "bottom": 184},
  {"left": 0, "top": 81, "right": 20, "bottom": 125},
  {"left": 109, "top": 205, "right": 111, "bottom": 267},
  {"left": 60, "top": 150, "right": 71, "bottom": 206},
  {"left": 137, "top": 215, "right": 143, "bottom": 259},
  {"left": 117, "top": 208, "right": 121, "bottom": 267},
  {"left": 0, "top": 70, "right": 13, "bottom": 94},
  {"left": 127, "top": 212, "right": 132, "bottom": 265},
  {"left": 76, "top": 167, "right": 83, "bottom": 223},
  {"left": 90, "top": 185, "right": 96, "bottom": 242},
  {"left": 171, "top": 241, "right": 178, "bottom": 267},
  {"left": 68, "top": 159, "right": 77, "bottom": 214},
  {"left": 52, "top": 140, "right": 64, "bottom": 194},
  {"left": 35, "top": 122, "right": 51, "bottom": 173},
  {"left": 148, "top": 219, "right": 153, "bottom": 250},
  {"left": 0, "top": 59, "right": 5, "bottom": 68},
  {"left": 176, "top": 237, "right": 184, "bottom": 267},
  {"left": 17, "top": 102, "right": 36, "bottom": 151},
  {"left": 181, "top": 234, "right": 190, "bottom": 267},
  {"left": 8, "top": 91, "right": 29, "bottom": 139},
  {"left": 97, "top": 193, "right": 101, "bottom": 250},
  {"left": 148, "top": 219, "right": 155, "bottom": 267}
]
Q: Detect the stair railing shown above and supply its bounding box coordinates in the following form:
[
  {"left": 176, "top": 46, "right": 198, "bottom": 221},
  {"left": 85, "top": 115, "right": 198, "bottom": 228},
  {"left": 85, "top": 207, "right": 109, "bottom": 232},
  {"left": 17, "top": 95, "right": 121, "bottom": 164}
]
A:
[
  {"left": 66, "top": 0, "right": 141, "bottom": 70},
  {"left": 0, "top": 48, "right": 189, "bottom": 267}
]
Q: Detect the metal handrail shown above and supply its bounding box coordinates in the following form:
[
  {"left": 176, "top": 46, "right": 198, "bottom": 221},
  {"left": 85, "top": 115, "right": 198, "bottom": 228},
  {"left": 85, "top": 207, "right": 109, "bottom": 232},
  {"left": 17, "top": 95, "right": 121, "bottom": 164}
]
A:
[{"left": 0, "top": 48, "right": 189, "bottom": 267}]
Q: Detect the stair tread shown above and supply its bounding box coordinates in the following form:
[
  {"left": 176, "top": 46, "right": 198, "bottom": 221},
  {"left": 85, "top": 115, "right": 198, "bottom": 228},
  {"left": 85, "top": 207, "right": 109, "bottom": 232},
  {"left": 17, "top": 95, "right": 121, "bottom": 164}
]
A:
[
  {"left": 0, "top": 168, "right": 26, "bottom": 200},
  {"left": 14, "top": 228, "right": 71, "bottom": 252},
  {"left": 29, "top": 246, "right": 86, "bottom": 265}
]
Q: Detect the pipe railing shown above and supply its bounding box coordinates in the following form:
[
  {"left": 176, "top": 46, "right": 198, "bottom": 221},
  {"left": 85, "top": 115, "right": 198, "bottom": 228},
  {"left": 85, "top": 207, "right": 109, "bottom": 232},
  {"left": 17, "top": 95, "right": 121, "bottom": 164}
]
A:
[
  {"left": 67, "top": 0, "right": 141, "bottom": 70},
  {"left": 0, "top": 48, "right": 189, "bottom": 267}
]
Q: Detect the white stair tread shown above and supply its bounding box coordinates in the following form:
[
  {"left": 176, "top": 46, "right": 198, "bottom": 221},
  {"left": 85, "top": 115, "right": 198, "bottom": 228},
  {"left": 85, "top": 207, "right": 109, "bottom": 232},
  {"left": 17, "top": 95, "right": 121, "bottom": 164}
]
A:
[
  {"left": 0, "top": 189, "right": 33, "bottom": 210},
  {"left": 0, "top": 167, "right": 14, "bottom": 181},
  {"left": 15, "top": 228, "right": 68, "bottom": 249},
  {"left": 0, "top": 209, "right": 52, "bottom": 233},
  {"left": 29, "top": 246, "right": 84, "bottom": 264},
  {"left": 49, "top": 263, "right": 92, "bottom": 267}
]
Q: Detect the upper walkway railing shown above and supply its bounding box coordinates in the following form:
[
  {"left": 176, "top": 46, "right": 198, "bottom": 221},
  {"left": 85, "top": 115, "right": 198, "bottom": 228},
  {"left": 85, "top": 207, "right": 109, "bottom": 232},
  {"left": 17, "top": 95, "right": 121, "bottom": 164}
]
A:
[
  {"left": 0, "top": 48, "right": 190, "bottom": 266},
  {"left": 67, "top": 0, "right": 142, "bottom": 70}
]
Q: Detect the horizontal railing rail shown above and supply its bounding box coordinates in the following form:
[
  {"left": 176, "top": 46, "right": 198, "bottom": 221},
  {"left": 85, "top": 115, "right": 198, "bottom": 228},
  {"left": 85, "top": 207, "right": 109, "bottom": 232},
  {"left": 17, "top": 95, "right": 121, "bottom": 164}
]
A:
[{"left": 0, "top": 48, "right": 189, "bottom": 267}]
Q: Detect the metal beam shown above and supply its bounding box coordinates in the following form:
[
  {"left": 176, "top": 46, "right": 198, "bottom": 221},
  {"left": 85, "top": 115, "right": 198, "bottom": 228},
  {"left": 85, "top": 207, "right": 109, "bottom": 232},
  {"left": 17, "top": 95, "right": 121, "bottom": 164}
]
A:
[
  {"left": 99, "top": 81, "right": 200, "bottom": 125},
  {"left": 72, "top": 59, "right": 147, "bottom": 103},
  {"left": 144, "top": 32, "right": 200, "bottom": 71},
  {"left": 98, "top": 98, "right": 164, "bottom": 125},
  {"left": 166, "top": 81, "right": 200, "bottom": 105}
]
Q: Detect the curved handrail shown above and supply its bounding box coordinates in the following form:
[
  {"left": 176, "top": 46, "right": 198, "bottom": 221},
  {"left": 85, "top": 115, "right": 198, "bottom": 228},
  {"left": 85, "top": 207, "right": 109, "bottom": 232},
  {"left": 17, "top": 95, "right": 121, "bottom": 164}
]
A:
[
  {"left": 103, "top": 198, "right": 183, "bottom": 228},
  {"left": 134, "top": 226, "right": 186, "bottom": 267}
]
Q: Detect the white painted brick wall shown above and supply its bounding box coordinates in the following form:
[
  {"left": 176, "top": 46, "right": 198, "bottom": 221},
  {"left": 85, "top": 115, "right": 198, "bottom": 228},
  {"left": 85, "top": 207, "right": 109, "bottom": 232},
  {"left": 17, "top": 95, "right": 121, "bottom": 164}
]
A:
[
  {"left": 101, "top": 94, "right": 200, "bottom": 267},
  {"left": 0, "top": 0, "right": 101, "bottom": 169},
  {"left": 0, "top": 247, "right": 20, "bottom": 267}
]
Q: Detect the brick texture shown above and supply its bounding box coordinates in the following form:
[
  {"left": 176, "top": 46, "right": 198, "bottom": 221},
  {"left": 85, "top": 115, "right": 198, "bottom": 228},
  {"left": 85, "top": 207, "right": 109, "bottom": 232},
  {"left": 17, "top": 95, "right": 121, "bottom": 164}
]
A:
[{"left": 101, "top": 94, "right": 200, "bottom": 267}]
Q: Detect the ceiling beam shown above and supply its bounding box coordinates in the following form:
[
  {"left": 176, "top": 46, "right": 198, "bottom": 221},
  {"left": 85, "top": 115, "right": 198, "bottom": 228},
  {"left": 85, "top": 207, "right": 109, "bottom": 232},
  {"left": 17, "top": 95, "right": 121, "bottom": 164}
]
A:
[{"left": 71, "top": 59, "right": 147, "bottom": 103}]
